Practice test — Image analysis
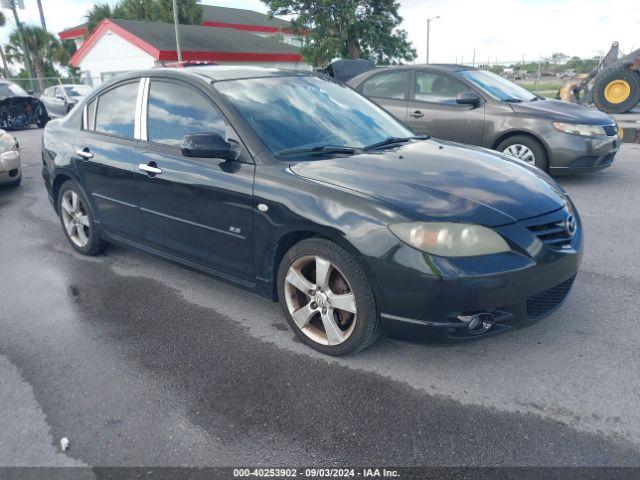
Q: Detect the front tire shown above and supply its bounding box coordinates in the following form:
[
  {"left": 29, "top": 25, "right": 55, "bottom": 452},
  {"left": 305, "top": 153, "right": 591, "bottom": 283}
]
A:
[
  {"left": 593, "top": 66, "right": 640, "bottom": 114},
  {"left": 497, "top": 135, "right": 549, "bottom": 171},
  {"left": 277, "top": 238, "right": 381, "bottom": 356},
  {"left": 57, "top": 180, "right": 108, "bottom": 255}
]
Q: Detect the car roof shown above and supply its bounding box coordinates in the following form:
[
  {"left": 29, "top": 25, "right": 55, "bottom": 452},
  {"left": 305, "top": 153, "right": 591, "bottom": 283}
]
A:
[
  {"left": 177, "top": 65, "right": 310, "bottom": 82},
  {"left": 375, "top": 64, "right": 477, "bottom": 73}
]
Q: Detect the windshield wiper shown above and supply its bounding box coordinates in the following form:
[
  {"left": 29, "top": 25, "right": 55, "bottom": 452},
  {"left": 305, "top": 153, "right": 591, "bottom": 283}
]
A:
[
  {"left": 364, "top": 135, "right": 428, "bottom": 151},
  {"left": 501, "top": 98, "right": 523, "bottom": 103},
  {"left": 277, "top": 145, "right": 358, "bottom": 157}
]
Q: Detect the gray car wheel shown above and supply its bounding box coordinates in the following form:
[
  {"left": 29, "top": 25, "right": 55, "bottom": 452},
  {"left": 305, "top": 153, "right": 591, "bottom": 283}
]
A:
[
  {"left": 497, "top": 135, "right": 549, "bottom": 171},
  {"left": 277, "top": 238, "right": 381, "bottom": 356},
  {"left": 57, "top": 180, "right": 108, "bottom": 255}
]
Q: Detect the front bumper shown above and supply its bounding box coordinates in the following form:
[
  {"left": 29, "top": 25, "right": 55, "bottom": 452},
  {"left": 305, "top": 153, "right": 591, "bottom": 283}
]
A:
[
  {"left": 547, "top": 130, "right": 620, "bottom": 174},
  {"left": 0, "top": 150, "right": 21, "bottom": 184},
  {"left": 372, "top": 207, "right": 582, "bottom": 340}
]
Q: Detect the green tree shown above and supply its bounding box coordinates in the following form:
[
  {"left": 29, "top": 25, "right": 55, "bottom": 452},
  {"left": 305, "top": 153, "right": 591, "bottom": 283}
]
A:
[
  {"left": 0, "top": 11, "right": 10, "bottom": 77},
  {"left": 262, "top": 0, "right": 416, "bottom": 67},
  {"left": 3, "top": 25, "right": 68, "bottom": 90},
  {"left": 85, "top": 0, "right": 202, "bottom": 33}
]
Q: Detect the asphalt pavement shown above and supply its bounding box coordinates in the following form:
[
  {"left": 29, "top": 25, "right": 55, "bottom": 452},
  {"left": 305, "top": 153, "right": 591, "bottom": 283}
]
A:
[{"left": 1, "top": 128, "right": 640, "bottom": 468}]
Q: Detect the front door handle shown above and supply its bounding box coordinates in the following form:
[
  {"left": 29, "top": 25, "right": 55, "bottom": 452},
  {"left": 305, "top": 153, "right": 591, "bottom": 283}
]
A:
[
  {"left": 138, "top": 162, "right": 162, "bottom": 176},
  {"left": 409, "top": 110, "right": 424, "bottom": 118},
  {"left": 75, "top": 147, "right": 93, "bottom": 159}
]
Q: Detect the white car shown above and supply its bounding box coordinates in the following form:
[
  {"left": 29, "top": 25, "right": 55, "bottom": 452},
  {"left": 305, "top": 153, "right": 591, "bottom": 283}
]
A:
[{"left": 0, "top": 129, "right": 21, "bottom": 187}]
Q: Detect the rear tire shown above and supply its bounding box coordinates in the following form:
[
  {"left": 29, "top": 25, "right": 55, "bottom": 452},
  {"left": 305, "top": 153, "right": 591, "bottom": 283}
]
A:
[
  {"left": 57, "top": 180, "right": 108, "bottom": 256},
  {"left": 496, "top": 135, "right": 549, "bottom": 172},
  {"left": 593, "top": 66, "right": 640, "bottom": 114},
  {"left": 277, "top": 238, "right": 381, "bottom": 356}
]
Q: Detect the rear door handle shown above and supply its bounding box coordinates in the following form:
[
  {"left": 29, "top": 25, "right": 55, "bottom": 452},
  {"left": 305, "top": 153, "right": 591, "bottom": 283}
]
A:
[
  {"left": 75, "top": 147, "right": 93, "bottom": 159},
  {"left": 138, "top": 162, "right": 162, "bottom": 176},
  {"left": 409, "top": 110, "right": 424, "bottom": 118}
]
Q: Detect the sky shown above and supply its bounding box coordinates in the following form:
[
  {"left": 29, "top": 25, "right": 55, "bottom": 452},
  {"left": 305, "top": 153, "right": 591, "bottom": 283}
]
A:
[{"left": 1, "top": 0, "right": 638, "bottom": 65}]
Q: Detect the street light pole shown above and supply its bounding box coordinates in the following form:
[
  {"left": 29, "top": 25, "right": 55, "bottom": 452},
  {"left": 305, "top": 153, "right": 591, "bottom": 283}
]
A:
[
  {"left": 426, "top": 16, "right": 440, "bottom": 64},
  {"left": 172, "top": 0, "right": 182, "bottom": 62}
]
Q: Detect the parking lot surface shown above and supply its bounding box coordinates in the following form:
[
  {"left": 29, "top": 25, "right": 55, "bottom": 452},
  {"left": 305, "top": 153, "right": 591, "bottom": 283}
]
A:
[{"left": 1, "top": 128, "right": 639, "bottom": 467}]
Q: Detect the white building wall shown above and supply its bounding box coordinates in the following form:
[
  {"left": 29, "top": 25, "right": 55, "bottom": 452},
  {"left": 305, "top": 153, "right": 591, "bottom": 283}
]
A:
[{"left": 78, "top": 31, "right": 156, "bottom": 86}]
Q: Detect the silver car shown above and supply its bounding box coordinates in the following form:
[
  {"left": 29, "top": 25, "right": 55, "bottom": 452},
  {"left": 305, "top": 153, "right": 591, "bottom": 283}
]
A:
[
  {"left": 349, "top": 65, "right": 621, "bottom": 174},
  {"left": 40, "top": 84, "right": 93, "bottom": 118},
  {"left": 0, "top": 129, "right": 21, "bottom": 187}
]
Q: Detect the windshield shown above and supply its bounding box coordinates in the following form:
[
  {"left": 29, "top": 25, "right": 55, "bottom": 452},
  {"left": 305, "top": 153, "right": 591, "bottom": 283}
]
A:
[
  {"left": 0, "top": 82, "right": 28, "bottom": 99},
  {"left": 458, "top": 70, "right": 537, "bottom": 102},
  {"left": 64, "top": 85, "right": 92, "bottom": 97},
  {"left": 214, "top": 75, "right": 413, "bottom": 156}
]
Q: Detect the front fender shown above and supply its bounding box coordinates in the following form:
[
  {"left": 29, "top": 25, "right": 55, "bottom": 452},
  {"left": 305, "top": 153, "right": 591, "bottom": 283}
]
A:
[{"left": 252, "top": 165, "right": 409, "bottom": 300}]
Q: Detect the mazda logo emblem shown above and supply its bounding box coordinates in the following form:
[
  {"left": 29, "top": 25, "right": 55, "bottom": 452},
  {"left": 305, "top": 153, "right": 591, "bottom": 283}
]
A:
[{"left": 565, "top": 215, "right": 577, "bottom": 236}]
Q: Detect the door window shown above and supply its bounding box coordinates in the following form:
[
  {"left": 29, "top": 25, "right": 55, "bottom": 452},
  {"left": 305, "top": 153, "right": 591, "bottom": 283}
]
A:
[
  {"left": 85, "top": 99, "right": 96, "bottom": 131},
  {"left": 146, "top": 80, "right": 227, "bottom": 147},
  {"left": 414, "top": 72, "right": 471, "bottom": 104},
  {"left": 361, "top": 71, "right": 409, "bottom": 99},
  {"left": 94, "top": 81, "right": 139, "bottom": 138}
]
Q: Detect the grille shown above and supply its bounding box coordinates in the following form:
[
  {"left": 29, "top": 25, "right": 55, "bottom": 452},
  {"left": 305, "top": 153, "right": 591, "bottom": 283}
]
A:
[
  {"left": 527, "top": 274, "right": 576, "bottom": 320},
  {"left": 527, "top": 219, "right": 574, "bottom": 249},
  {"left": 602, "top": 124, "right": 618, "bottom": 136}
]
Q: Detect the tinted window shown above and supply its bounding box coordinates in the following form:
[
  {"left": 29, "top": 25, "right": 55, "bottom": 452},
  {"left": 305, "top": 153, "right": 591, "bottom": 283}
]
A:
[
  {"left": 147, "top": 81, "right": 226, "bottom": 146},
  {"left": 86, "top": 99, "right": 96, "bottom": 130},
  {"left": 215, "top": 76, "right": 412, "bottom": 155},
  {"left": 95, "top": 82, "right": 138, "bottom": 138},
  {"left": 414, "top": 72, "right": 471, "bottom": 104},
  {"left": 361, "top": 71, "right": 409, "bottom": 99}
]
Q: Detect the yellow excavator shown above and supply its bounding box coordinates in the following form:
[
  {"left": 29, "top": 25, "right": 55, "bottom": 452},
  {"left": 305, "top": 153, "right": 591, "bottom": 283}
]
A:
[{"left": 559, "top": 42, "right": 640, "bottom": 114}]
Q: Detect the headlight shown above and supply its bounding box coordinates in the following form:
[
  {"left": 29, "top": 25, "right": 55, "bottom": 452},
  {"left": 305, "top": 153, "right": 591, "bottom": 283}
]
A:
[
  {"left": 389, "top": 222, "right": 510, "bottom": 257},
  {"left": 552, "top": 122, "right": 606, "bottom": 137}
]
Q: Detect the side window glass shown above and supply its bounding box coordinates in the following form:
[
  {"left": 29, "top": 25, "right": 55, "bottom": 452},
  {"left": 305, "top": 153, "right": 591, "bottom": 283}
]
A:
[
  {"left": 85, "top": 99, "right": 96, "bottom": 131},
  {"left": 94, "top": 82, "right": 138, "bottom": 138},
  {"left": 361, "top": 71, "right": 409, "bottom": 100},
  {"left": 146, "top": 80, "right": 227, "bottom": 146},
  {"left": 414, "top": 72, "right": 471, "bottom": 104}
]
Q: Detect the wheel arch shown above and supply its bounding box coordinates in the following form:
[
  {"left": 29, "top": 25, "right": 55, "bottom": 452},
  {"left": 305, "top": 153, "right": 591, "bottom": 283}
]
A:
[
  {"left": 491, "top": 130, "right": 551, "bottom": 160},
  {"left": 261, "top": 227, "right": 373, "bottom": 302},
  {"left": 51, "top": 171, "right": 78, "bottom": 214}
]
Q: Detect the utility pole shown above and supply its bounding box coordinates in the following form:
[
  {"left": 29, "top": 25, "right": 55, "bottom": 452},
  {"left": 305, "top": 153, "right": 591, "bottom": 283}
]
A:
[
  {"left": 426, "top": 16, "right": 439, "bottom": 64},
  {"left": 172, "top": 0, "right": 182, "bottom": 62},
  {"left": 36, "top": 0, "right": 46, "bottom": 30},
  {"left": 6, "top": 0, "right": 37, "bottom": 92}
]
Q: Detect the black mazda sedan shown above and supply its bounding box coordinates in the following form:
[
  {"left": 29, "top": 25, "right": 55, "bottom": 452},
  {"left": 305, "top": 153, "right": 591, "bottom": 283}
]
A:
[{"left": 42, "top": 66, "right": 582, "bottom": 356}]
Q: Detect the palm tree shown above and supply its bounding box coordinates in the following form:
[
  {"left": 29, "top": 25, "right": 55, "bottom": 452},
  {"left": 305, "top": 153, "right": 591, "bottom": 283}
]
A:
[
  {"left": 85, "top": 0, "right": 203, "bottom": 34},
  {"left": 0, "top": 11, "right": 9, "bottom": 78},
  {"left": 4, "top": 26, "right": 61, "bottom": 91}
]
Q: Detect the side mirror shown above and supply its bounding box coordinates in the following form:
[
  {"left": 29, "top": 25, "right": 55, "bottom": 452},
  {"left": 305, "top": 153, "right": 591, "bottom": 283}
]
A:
[
  {"left": 27, "top": 90, "right": 34, "bottom": 96},
  {"left": 56, "top": 95, "right": 66, "bottom": 101},
  {"left": 181, "top": 132, "right": 239, "bottom": 160},
  {"left": 456, "top": 92, "right": 481, "bottom": 106}
]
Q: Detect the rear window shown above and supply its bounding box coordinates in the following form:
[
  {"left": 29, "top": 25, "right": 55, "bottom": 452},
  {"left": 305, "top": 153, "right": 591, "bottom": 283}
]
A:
[
  {"left": 361, "top": 71, "right": 409, "bottom": 99},
  {"left": 94, "top": 82, "right": 138, "bottom": 138}
]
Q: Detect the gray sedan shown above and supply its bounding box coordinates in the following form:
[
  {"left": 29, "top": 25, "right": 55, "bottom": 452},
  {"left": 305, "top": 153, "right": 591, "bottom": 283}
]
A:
[
  {"left": 348, "top": 65, "right": 620, "bottom": 174},
  {"left": 40, "top": 84, "right": 93, "bottom": 118}
]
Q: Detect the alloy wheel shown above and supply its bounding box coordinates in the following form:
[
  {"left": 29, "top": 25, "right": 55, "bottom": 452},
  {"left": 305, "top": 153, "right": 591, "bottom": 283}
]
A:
[
  {"left": 503, "top": 144, "right": 535, "bottom": 164},
  {"left": 60, "top": 190, "right": 91, "bottom": 248},
  {"left": 284, "top": 255, "right": 357, "bottom": 346}
]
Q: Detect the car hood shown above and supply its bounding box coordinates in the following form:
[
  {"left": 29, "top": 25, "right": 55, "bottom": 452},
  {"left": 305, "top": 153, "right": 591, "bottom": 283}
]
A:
[
  {"left": 510, "top": 98, "right": 614, "bottom": 124},
  {"left": 290, "top": 139, "right": 567, "bottom": 227}
]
